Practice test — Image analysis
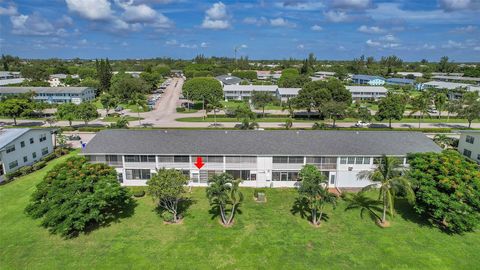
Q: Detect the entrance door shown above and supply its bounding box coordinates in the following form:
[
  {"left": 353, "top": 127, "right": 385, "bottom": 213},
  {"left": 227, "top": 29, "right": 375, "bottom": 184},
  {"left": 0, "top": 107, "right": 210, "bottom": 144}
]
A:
[
  {"left": 0, "top": 164, "right": 4, "bottom": 176},
  {"left": 280, "top": 172, "right": 288, "bottom": 181},
  {"left": 329, "top": 174, "right": 336, "bottom": 187}
]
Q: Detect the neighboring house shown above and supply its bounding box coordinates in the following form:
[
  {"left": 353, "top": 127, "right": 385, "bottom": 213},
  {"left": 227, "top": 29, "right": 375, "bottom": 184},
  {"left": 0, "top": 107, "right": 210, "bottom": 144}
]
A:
[
  {"left": 313, "top": 71, "right": 335, "bottom": 80},
  {"left": 351, "top": 75, "right": 386, "bottom": 86},
  {"left": 48, "top": 74, "right": 80, "bottom": 87},
  {"left": 256, "top": 71, "right": 281, "bottom": 80},
  {"left": 277, "top": 88, "right": 301, "bottom": 102},
  {"left": 0, "top": 87, "right": 96, "bottom": 104},
  {"left": 0, "top": 128, "right": 54, "bottom": 182},
  {"left": 0, "top": 71, "right": 21, "bottom": 80},
  {"left": 457, "top": 130, "right": 480, "bottom": 164},
  {"left": 396, "top": 72, "right": 423, "bottom": 78},
  {"left": 223, "top": 85, "right": 278, "bottom": 101},
  {"left": 346, "top": 86, "right": 388, "bottom": 101},
  {"left": 215, "top": 75, "right": 242, "bottom": 86},
  {"left": 0, "top": 78, "right": 25, "bottom": 86},
  {"left": 112, "top": 71, "right": 142, "bottom": 78},
  {"left": 421, "top": 81, "right": 471, "bottom": 99},
  {"left": 82, "top": 130, "right": 441, "bottom": 188},
  {"left": 385, "top": 78, "right": 415, "bottom": 86},
  {"left": 432, "top": 75, "right": 480, "bottom": 84}
]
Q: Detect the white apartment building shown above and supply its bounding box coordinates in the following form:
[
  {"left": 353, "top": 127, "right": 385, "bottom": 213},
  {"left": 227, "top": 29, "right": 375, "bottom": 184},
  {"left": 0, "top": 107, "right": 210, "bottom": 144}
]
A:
[
  {"left": 458, "top": 130, "right": 480, "bottom": 164},
  {"left": 82, "top": 130, "right": 441, "bottom": 189},
  {"left": 0, "top": 128, "right": 54, "bottom": 181},
  {"left": 346, "top": 86, "right": 388, "bottom": 101},
  {"left": 0, "top": 87, "right": 95, "bottom": 104},
  {"left": 277, "top": 88, "right": 301, "bottom": 102},
  {"left": 223, "top": 85, "right": 278, "bottom": 101}
]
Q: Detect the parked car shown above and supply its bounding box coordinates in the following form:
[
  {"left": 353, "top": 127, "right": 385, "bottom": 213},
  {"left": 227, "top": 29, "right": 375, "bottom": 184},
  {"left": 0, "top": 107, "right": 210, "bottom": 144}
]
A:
[
  {"left": 114, "top": 106, "right": 124, "bottom": 112},
  {"left": 355, "top": 121, "right": 371, "bottom": 128}
]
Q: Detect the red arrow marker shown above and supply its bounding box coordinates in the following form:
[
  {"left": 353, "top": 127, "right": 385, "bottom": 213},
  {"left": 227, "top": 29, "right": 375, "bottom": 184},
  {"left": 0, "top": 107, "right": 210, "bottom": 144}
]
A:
[{"left": 194, "top": 156, "right": 205, "bottom": 169}]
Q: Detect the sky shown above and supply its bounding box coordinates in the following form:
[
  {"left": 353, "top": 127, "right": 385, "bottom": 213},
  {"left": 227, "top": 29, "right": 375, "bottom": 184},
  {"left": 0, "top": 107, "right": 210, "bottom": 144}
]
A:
[{"left": 0, "top": 0, "right": 479, "bottom": 61}]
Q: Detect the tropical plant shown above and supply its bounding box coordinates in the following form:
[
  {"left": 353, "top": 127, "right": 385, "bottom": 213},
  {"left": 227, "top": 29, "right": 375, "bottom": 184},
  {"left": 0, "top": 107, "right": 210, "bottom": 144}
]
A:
[
  {"left": 408, "top": 151, "right": 480, "bottom": 233},
  {"left": 76, "top": 102, "right": 99, "bottom": 126},
  {"left": 285, "top": 117, "right": 293, "bottom": 130},
  {"left": 0, "top": 98, "right": 33, "bottom": 125},
  {"left": 239, "top": 118, "right": 259, "bottom": 130},
  {"left": 297, "top": 165, "right": 337, "bottom": 226},
  {"left": 147, "top": 168, "right": 189, "bottom": 223},
  {"left": 206, "top": 173, "right": 243, "bottom": 226},
  {"left": 56, "top": 103, "right": 77, "bottom": 127},
  {"left": 25, "top": 157, "right": 131, "bottom": 238},
  {"left": 251, "top": 91, "right": 275, "bottom": 117},
  {"left": 129, "top": 93, "right": 147, "bottom": 125},
  {"left": 409, "top": 92, "right": 431, "bottom": 128},
  {"left": 206, "top": 98, "right": 223, "bottom": 127},
  {"left": 375, "top": 92, "right": 406, "bottom": 128},
  {"left": 357, "top": 155, "right": 414, "bottom": 226},
  {"left": 99, "top": 92, "right": 118, "bottom": 116}
]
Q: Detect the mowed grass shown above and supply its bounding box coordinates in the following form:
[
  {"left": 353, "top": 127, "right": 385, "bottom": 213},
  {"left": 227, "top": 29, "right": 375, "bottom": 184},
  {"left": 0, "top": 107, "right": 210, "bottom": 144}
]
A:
[{"left": 1, "top": 154, "right": 479, "bottom": 269}]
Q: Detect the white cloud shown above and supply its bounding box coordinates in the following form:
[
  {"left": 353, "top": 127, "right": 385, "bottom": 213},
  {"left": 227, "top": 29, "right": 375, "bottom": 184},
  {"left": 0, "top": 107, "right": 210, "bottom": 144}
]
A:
[
  {"left": 165, "top": 39, "right": 178, "bottom": 45},
  {"left": 201, "top": 2, "right": 230, "bottom": 29},
  {"left": 0, "top": 4, "right": 18, "bottom": 16},
  {"left": 275, "top": 1, "right": 324, "bottom": 11},
  {"left": 324, "top": 10, "right": 349, "bottom": 22},
  {"left": 442, "top": 39, "right": 465, "bottom": 48},
  {"left": 270, "top": 17, "right": 296, "bottom": 28},
  {"left": 422, "top": 43, "right": 436, "bottom": 50},
  {"left": 439, "top": 0, "right": 480, "bottom": 11},
  {"left": 358, "top": 25, "right": 385, "bottom": 34},
  {"left": 366, "top": 39, "right": 381, "bottom": 47},
  {"left": 380, "top": 34, "right": 396, "bottom": 42},
  {"left": 452, "top": 25, "right": 477, "bottom": 33},
  {"left": 65, "top": 0, "right": 113, "bottom": 20},
  {"left": 122, "top": 4, "right": 157, "bottom": 22},
  {"left": 474, "top": 46, "right": 480, "bottom": 51},
  {"left": 311, "top": 24, "right": 323, "bottom": 31},
  {"left": 243, "top": 16, "right": 268, "bottom": 26},
  {"left": 331, "top": 0, "right": 373, "bottom": 9},
  {"left": 10, "top": 13, "right": 65, "bottom": 36},
  {"left": 366, "top": 38, "right": 400, "bottom": 48},
  {"left": 200, "top": 42, "right": 208, "bottom": 48},
  {"left": 58, "top": 15, "right": 74, "bottom": 26},
  {"left": 297, "top": 44, "right": 305, "bottom": 49},
  {"left": 180, "top": 43, "right": 198, "bottom": 49}
]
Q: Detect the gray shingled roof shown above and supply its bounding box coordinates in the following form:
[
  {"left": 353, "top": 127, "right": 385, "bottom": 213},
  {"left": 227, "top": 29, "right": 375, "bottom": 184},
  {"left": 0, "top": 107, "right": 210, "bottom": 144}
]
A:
[{"left": 83, "top": 130, "right": 441, "bottom": 156}]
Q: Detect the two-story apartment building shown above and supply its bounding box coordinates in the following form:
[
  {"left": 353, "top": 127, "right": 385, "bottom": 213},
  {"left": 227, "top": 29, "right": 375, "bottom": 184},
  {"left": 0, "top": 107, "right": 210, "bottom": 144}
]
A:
[
  {"left": 223, "top": 85, "right": 278, "bottom": 101},
  {"left": 458, "top": 130, "right": 480, "bottom": 164},
  {"left": 0, "top": 128, "right": 54, "bottom": 181},
  {"left": 0, "top": 87, "right": 95, "bottom": 104},
  {"left": 346, "top": 86, "right": 388, "bottom": 101},
  {"left": 82, "top": 130, "right": 440, "bottom": 189}
]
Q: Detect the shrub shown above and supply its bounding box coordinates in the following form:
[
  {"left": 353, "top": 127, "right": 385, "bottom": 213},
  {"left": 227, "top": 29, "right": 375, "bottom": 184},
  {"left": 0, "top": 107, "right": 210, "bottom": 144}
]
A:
[
  {"left": 5, "top": 170, "right": 22, "bottom": 181},
  {"left": 176, "top": 107, "right": 186, "bottom": 112},
  {"left": 54, "top": 147, "right": 70, "bottom": 157},
  {"left": 42, "top": 153, "right": 56, "bottom": 162},
  {"left": 161, "top": 211, "right": 175, "bottom": 222},
  {"left": 128, "top": 187, "right": 146, "bottom": 198},
  {"left": 25, "top": 157, "right": 132, "bottom": 238},
  {"left": 18, "top": 165, "right": 34, "bottom": 176},
  {"left": 32, "top": 161, "right": 47, "bottom": 171}
]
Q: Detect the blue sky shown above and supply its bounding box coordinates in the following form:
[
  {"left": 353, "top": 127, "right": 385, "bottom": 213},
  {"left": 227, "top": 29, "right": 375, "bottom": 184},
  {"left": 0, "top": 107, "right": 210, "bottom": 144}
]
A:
[{"left": 0, "top": 0, "right": 479, "bottom": 61}]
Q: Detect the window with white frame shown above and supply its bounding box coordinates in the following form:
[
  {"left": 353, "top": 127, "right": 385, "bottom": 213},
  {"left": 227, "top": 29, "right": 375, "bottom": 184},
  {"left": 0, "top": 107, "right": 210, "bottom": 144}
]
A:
[
  {"left": 41, "top": 147, "right": 49, "bottom": 156},
  {"left": 39, "top": 134, "right": 47, "bottom": 142},
  {"left": 8, "top": 160, "right": 18, "bottom": 169},
  {"left": 125, "top": 169, "right": 151, "bottom": 180},
  {"left": 6, "top": 145, "right": 15, "bottom": 154},
  {"left": 466, "top": 135, "right": 475, "bottom": 144},
  {"left": 463, "top": 149, "right": 472, "bottom": 158}
]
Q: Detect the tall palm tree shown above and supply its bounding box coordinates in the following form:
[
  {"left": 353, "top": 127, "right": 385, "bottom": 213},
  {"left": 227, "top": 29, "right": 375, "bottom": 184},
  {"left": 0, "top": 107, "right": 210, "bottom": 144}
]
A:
[
  {"left": 206, "top": 173, "right": 243, "bottom": 226},
  {"left": 206, "top": 99, "right": 223, "bottom": 127},
  {"left": 409, "top": 92, "right": 431, "bottom": 128},
  {"left": 129, "top": 93, "right": 147, "bottom": 126},
  {"left": 357, "top": 155, "right": 414, "bottom": 225}
]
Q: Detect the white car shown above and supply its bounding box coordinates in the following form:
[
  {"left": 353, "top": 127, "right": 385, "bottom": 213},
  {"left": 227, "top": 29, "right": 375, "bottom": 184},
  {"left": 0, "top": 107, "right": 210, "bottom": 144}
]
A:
[{"left": 355, "top": 121, "right": 371, "bottom": 128}]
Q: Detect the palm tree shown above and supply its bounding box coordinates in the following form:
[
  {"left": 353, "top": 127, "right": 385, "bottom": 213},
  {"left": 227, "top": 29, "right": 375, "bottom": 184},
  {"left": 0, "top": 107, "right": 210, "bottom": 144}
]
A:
[
  {"left": 409, "top": 92, "right": 431, "bottom": 128},
  {"left": 239, "top": 118, "right": 259, "bottom": 130},
  {"left": 433, "top": 134, "right": 451, "bottom": 149},
  {"left": 357, "top": 155, "right": 414, "bottom": 226},
  {"left": 129, "top": 93, "right": 147, "bottom": 126},
  {"left": 206, "top": 173, "right": 243, "bottom": 226},
  {"left": 206, "top": 99, "right": 223, "bottom": 127},
  {"left": 344, "top": 192, "right": 383, "bottom": 223}
]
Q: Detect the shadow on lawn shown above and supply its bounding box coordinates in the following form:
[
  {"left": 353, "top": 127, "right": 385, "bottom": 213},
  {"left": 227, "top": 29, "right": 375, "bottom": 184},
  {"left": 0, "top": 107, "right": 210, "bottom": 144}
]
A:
[
  {"left": 83, "top": 197, "right": 137, "bottom": 236},
  {"left": 154, "top": 198, "right": 196, "bottom": 220},
  {"left": 208, "top": 204, "right": 243, "bottom": 222},
  {"left": 394, "top": 198, "right": 431, "bottom": 228},
  {"left": 290, "top": 197, "right": 330, "bottom": 224}
]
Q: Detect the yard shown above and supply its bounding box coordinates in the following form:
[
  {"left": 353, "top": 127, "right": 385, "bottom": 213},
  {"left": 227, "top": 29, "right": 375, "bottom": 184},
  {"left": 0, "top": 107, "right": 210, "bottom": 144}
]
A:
[{"left": 1, "top": 153, "right": 479, "bottom": 269}]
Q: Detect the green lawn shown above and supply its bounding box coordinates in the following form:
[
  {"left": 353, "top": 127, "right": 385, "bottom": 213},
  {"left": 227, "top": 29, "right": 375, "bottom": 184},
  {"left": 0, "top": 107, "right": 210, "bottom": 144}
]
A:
[{"left": 1, "top": 154, "right": 479, "bottom": 269}]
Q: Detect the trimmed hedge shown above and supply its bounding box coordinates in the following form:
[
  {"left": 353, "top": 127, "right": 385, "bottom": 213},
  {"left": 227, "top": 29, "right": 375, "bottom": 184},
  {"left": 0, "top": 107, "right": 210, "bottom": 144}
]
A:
[{"left": 128, "top": 186, "right": 146, "bottom": 198}]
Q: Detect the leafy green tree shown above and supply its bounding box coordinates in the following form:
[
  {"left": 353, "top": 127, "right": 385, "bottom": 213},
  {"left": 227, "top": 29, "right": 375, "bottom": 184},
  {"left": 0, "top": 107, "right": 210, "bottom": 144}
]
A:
[
  {"left": 408, "top": 151, "right": 480, "bottom": 233},
  {"left": 95, "top": 58, "right": 112, "bottom": 94},
  {"left": 110, "top": 116, "right": 129, "bottom": 129},
  {"left": 76, "top": 102, "right": 98, "bottom": 126},
  {"left": 278, "top": 68, "right": 311, "bottom": 88},
  {"left": 297, "top": 165, "right": 337, "bottom": 226},
  {"left": 25, "top": 157, "right": 131, "bottom": 238},
  {"left": 409, "top": 92, "right": 431, "bottom": 128},
  {"left": 357, "top": 107, "right": 372, "bottom": 122},
  {"left": 375, "top": 92, "right": 406, "bottom": 128},
  {"left": 446, "top": 99, "right": 461, "bottom": 122},
  {"left": 99, "top": 92, "right": 118, "bottom": 116},
  {"left": 56, "top": 102, "right": 77, "bottom": 126},
  {"left": 231, "top": 70, "right": 257, "bottom": 80},
  {"left": 333, "top": 66, "right": 348, "bottom": 80},
  {"left": 80, "top": 77, "right": 100, "bottom": 88},
  {"left": 380, "top": 55, "right": 403, "bottom": 75},
  {"left": 147, "top": 168, "right": 189, "bottom": 223},
  {"left": 322, "top": 101, "right": 348, "bottom": 128},
  {"left": 21, "top": 64, "right": 49, "bottom": 82},
  {"left": 358, "top": 155, "right": 414, "bottom": 226},
  {"left": 251, "top": 91, "right": 275, "bottom": 117},
  {"left": 182, "top": 77, "right": 223, "bottom": 118},
  {"left": 233, "top": 103, "right": 256, "bottom": 120},
  {"left": 206, "top": 173, "right": 244, "bottom": 226},
  {"left": 110, "top": 72, "right": 150, "bottom": 101},
  {"left": 206, "top": 98, "right": 223, "bottom": 127},
  {"left": 129, "top": 93, "right": 147, "bottom": 125},
  {"left": 457, "top": 92, "right": 480, "bottom": 128},
  {"left": 239, "top": 118, "right": 259, "bottom": 130},
  {"left": 0, "top": 98, "right": 33, "bottom": 125},
  {"left": 285, "top": 117, "right": 293, "bottom": 130}
]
